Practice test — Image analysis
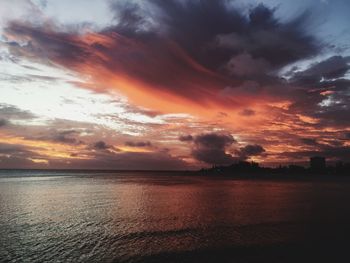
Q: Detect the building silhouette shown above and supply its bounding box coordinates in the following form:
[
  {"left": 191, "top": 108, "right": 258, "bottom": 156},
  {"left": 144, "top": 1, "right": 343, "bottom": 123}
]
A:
[{"left": 198, "top": 156, "right": 350, "bottom": 176}]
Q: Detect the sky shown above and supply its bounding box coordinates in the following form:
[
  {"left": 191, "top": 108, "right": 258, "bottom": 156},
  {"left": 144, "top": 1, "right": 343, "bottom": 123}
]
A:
[{"left": 0, "top": 0, "right": 350, "bottom": 170}]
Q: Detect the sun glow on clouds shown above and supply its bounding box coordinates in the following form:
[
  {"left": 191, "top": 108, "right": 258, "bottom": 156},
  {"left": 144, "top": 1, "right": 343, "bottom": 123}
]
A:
[
  {"left": 1, "top": 0, "right": 350, "bottom": 169},
  {"left": 0, "top": 133, "right": 86, "bottom": 160},
  {"left": 0, "top": 47, "right": 178, "bottom": 132},
  {"left": 0, "top": 41, "right": 198, "bottom": 168}
]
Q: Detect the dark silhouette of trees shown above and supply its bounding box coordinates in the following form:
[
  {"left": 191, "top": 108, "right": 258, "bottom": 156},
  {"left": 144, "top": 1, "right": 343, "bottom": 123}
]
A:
[{"left": 199, "top": 158, "right": 350, "bottom": 176}]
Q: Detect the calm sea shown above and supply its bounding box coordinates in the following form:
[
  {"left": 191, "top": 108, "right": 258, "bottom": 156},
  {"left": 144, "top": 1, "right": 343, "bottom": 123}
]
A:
[{"left": 1, "top": 171, "right": 350, "bottom": 262}]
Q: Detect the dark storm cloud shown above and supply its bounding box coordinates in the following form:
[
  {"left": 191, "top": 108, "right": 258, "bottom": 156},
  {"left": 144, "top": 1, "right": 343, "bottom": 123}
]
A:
[
  {"left": 125, "top": 141, "right": 152, "bottom": 147},
  {"left": 6, "top": 22, "right": 226, "bottom": 101},
  {"left": 281, "top": 56, "right": 350, "bottom": 130},
  {"left": 193, "top": 133, "right": 236, "bottom": 149},
  {"left": 110, "top": 1, "right": 149, "bottom": 35},
  {"left": 191, "top": 133, "right": 236, "bottom": 165},
  {"left": 238, "top": 144, "right": 265, "bottom": 158},
  {"left": 304, "top": 89, "right": 350, "bottom": 127},
  {"left": 183, "top": 133, "right": 266, "bottom": 165},
  {"left": 234, "top": 144, "right": 266, "bottom": 160},
  {"left": 4, "top": 0, "right": 322, "bottom": 103},
  {"left": 290, "top": 56, "right": 350, "bottom": 85},
  {"left": 312, "top": 56, "right": 350, "bottom": 79},
  {"left": 149, "top": 1, "right": 319, "bottom": 69},
  {"left": 282, "top": 75, "right": 350, "bottom": 129},
  {"left": 5, "top": 22, "right": 90, "bottom": 66},
  {"left": 0, "top": 119, "right": 6, "bottom": 127}
]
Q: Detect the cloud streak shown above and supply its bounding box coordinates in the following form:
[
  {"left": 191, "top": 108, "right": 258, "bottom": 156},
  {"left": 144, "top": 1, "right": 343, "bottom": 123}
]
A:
[
  {"left": 0, "top": 0, "right": 349, "bottom": 169},
  {"left": 4, "top": 0, "right": 323, "bottom": 111}
]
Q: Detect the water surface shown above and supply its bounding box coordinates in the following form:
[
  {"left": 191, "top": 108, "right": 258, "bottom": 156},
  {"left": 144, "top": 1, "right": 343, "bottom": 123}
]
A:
[{"left": 1, "top": 171, "right": 350, "bottom": 262}]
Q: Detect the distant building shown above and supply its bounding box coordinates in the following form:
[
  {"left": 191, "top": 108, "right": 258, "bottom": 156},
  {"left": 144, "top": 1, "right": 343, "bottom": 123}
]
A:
[{"left": 310, "top": 156, "right": 326, "bottom": 170}]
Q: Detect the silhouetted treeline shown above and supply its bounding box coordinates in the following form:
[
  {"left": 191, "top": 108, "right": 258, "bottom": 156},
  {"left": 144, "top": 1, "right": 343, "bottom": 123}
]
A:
[{"left": 199, "top": 161, "right": 350, "bottom": 176}]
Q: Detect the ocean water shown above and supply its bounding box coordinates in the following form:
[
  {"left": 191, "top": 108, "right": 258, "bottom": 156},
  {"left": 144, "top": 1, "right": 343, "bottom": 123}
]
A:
[{"left": 1, "top": 171, "right": 350, "bottom": 263}]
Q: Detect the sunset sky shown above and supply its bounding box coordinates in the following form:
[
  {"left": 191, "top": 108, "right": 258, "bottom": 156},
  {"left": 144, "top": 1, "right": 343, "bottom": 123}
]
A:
[{"left": 0, "top": 0, "right": 350, "bottom": 169}]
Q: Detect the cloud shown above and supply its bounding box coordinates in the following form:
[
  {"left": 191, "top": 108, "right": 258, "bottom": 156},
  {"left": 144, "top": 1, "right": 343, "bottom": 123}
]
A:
[
  {"left": 4, "top": 0, "right": 322, "bottom": 110},
  {"left": 225, "top": 52, "right": 271, "bottom": 77},
  {"left": 282, "top": 70, "right": 350, "bottom": 129},
  {"left": 0, "top": 142, "right": 33, "bottom": 155},
  {"left": 239, "top": 109, "right": 255, "bottom": 116},
  {"left": 66, "top": 151, "right": 189, "bottom": 170},
  {"left": 92, "top": 140, "right": 113, "bottom": 150},
  {"left": 190, "top": 133, "right": 236, "bottom": 165},
  {"left": 0, "top": 119, "right": 6, "bottom": 127},
  {"left": 125, "top": 141, "right": 152, "bottom": 147},
  {"left": 237, "top": 144, "right": 266, "bottom": 160},
  {"left": 2, "top": 0, "right": 349, "bottom": 168},
  {"left": 0, "top": 141, "right": 190, "bottom": 170},
  {"left": 152, "top": 1, "right": 319, "bottom": 69},
  {"left": 0, "top": 104, "right": 36, "bottom": 120},
  {"left": 47, "top": 130, "right": 83, "bottom": 145},
  {"left": 290, "top": 56, "right": 350, "bottom": 85},
  {"left": 26, "top": 129, "right": 85, "bottom": 145},
  {"left": 345, "top": 133, "right": 350, "bottom": 140},
  {"left": 300, "top": 138, "right": 319, "bottom": 146},
  {"left": 0, "top": 142, "right": 47, "bottom": 169},
  {"left": 178, "top": 135, "right": 193, "bottom": 142},
  {"left": 193, "top": 133, "right": 235, "bottom": 149},
  {"left": 282, "top": 145, "right": 350, "bottom": 162},
  {"left": 0, "top": 0, "right": 41, "bottom": 32}
]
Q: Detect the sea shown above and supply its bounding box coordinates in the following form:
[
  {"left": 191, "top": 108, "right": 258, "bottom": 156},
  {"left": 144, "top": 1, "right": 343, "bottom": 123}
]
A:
[{"left": 1, "top": 170, "right": 350, "bottom": 263}]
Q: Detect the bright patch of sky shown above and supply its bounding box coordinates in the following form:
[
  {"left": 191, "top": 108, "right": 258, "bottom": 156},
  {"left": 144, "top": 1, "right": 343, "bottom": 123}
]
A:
[
  {"left": 0, "top": 45, "right": 170, "bottom": 134},
  {"left": 31, "top": 0, "right": 114, "bottom": 30}
]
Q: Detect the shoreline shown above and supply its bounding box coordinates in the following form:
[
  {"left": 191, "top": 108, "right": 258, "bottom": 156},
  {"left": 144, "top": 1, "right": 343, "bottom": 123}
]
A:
[{"left": 1, "top": 169, "right": 350, "bottom": 182}]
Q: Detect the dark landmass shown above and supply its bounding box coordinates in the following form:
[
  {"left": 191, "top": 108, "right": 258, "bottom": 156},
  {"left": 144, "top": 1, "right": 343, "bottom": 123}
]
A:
[
  {"left": 1, "top": 156, "right": 349, "bottom": 179},
  {"left": 198, "top": 159, "right": 350, "bottom": 177}
]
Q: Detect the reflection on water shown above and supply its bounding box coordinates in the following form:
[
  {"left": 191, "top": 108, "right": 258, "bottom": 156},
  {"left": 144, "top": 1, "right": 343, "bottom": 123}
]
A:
[{"left": 1, "top": 172, "right": 350, "bottom": 262}]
